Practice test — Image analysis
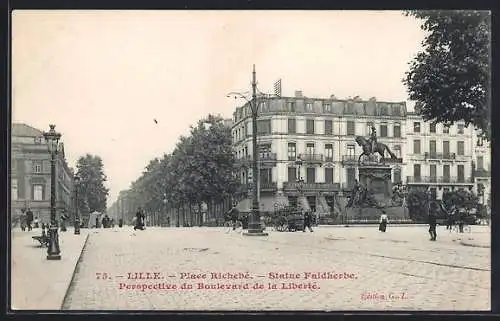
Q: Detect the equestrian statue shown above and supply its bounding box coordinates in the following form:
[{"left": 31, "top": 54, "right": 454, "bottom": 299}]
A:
[{"left": 355, "top": 125, "right": 398, "bottom": 165}]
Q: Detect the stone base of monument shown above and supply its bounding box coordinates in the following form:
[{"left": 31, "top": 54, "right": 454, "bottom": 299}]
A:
[{"left": 344, "top": 164, "right": 409, "bottom": 221}]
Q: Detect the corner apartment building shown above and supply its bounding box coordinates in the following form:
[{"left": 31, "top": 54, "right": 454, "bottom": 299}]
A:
[
  {"left": 472, "top": 132, "right": 491, "bottom": 210},
  {"left": 11, "top": 123, "right": 75, "bottom": 224},
  {"left": 231, "top": 92, "right": 407, "bottom": 216},
  {"left": 403, "top": 113, "right": 477, "bottom": 200}
]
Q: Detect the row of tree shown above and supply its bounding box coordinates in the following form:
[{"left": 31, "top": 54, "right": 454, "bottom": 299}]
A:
[
  {"left": 406, "top": 188, "right": 484, "bottom": 222},
  {"left": 116, "top": 114, "right": 242, "bottom": 226}
]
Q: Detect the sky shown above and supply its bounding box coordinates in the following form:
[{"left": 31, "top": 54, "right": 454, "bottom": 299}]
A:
[{"left": 12, "top": 10, "right": 427, "bottom": 205}]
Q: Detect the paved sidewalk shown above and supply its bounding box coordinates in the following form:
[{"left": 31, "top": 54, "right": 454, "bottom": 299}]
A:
[{"left": 11, "top": 227, "right": 89, "bottom": 310}]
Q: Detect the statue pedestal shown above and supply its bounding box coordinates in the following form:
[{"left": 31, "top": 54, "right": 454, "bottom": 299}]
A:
[{"left": 358, "top": 165, "right": 393, "bottom": 206}]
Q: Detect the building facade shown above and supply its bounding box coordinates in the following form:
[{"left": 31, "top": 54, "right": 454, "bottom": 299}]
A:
[
  {"left": 404, "top": 113, "right": 476, "bottom": 200},
  {"left": 11, "top": 123, "right": 75, "bottom": 224},
  {"left": 231, "top": 92, "right": 491, "bottom": 217},
  {"left": 231, "top": 92, "right": 408, "bottom": 217}
]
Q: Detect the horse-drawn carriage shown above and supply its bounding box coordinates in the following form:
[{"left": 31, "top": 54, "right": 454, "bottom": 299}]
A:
[{"left": 272, "top": 204, "right": 304, "bottom": 232}]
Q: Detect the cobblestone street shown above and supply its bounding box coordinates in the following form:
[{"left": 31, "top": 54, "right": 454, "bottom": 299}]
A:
[{"left": 62, "top": 225, "right": 490, "bottom": 311}]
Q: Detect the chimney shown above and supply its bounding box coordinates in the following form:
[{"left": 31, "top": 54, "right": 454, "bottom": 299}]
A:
[
  {"left": 369, "top": 97, "right": 376, "bottom": 102},
  {"left": 295, "top": 90, "right": 303, "bottom": 98},
  {"left": 330, "top": 94, "right": 337, "bottom": 99}
]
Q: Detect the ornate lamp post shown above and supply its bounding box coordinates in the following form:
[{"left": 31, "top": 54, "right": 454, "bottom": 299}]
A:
[
  {"left": 74, "top": 175, "right": 81, "bottom": 235},
  {"left": 42, "top": 124, "right": 62, "bottom": 260},
  {"left": 227, "top": 65, "right": 268, "bottom": 236}
]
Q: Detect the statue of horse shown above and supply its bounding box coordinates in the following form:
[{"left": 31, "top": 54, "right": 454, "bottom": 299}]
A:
[{"left": 355, "top": 136, "right": 398, "bottom": 165}]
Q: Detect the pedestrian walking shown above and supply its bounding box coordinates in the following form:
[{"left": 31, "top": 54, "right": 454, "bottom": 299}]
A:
[
  {"left": 134, "top": 207, "right": 145, "bottom": 231},
  {"left": 428, "top": 201, "right": 437, "bottom": 241},
  {"left": 25, "top": 208, "right": 34, "bottom": 231},
  {"left": 379, "top": 211, "right": 388, "bottom": 232},
  {"left": 303, "top": 211, "right": 314, "bottom": 232}
]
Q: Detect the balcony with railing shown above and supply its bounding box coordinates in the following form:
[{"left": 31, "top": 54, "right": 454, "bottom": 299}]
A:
[
  {"left": 260, "top": 182, "right": 278, "bottom": 192},
  {"left": 283, "top": 182, "right": 341, "bottom": 193},
  {"left": 406, "top": 176, "right": 473, "bottom": 184},
  {"left": 299, "top": 153, "right": 324, "bottom": 164},
  {"left": 342, "top": 182, "right": 355, "bottom": 191},
  {"left": 341, "top": 155, "right": 357, "bottom": 165},
  {"left": 235, "top": 153, "right": 277, "bottom": 167},
  {"left": 474, "top": 168, "right": 491, "bottom": 178},
  {"left": 424, "top": 152, "right": 456, "bottom": 161}
]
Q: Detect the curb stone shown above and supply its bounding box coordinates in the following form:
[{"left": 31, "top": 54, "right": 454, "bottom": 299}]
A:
[{"left": 61, "top": 232, "right": 90, "bottom": 309}]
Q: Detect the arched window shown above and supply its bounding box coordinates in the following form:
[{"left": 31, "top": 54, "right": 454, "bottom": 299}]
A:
[{"left": 393, "top": 166, "right": 402, "bottom": 184}]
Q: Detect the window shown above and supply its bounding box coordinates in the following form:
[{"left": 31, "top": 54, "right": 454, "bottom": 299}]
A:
[
  {"left": 257, "top": 119, "right": 271, "bottom": 134},
  {"left": 346, "top": 121, "right": 355, "bottom": 136},
  {"left": 306, "top": 167, "right": 316, "bottom": 184},
  {"left": 346, "top": 103, "right": 354, "bottom": 114},
  {"left": 244, "top": 146, "right": 248, "bottom": 156},
  {"left": 429, "top": 140, "right": 436, "bottom": 157},
  {"left": 393, "top": 167, "right": 401, "bottom": 184},
  {"left": 430, "top": 188, "right": 437, "bottom": 201},
  {"left": 443, "top": 125, "right": 449, "bottom": 134},
  {"left": 392, "top": 105, "right": 401, "bottom": 116},
  {"left": 287, "top": 167, "right": 297, "bottom": 182},
  {"left": 34, "top": 136, "right": 42, "bottom": 144},
  {"left": 477, "top": 156, "right": 484, "bottom": 170},
  {"left": 33, "top": 161, "right": 42, "bottom": 173},
  {"left": 457, "top": 165, "right": 465, "bottom": 182},
  {"left": 413, "top": 164, "right": 421, "bottom": 178},
  {"left": 324, "top": 120, "right": 333, "bottom": 135},
  {"left": 33, "top": 184, "right": 44, "bottom": 201},
  {"left": 323, "top": 104, "right": 331, "bottom": 113},
  {"left": 287, "top": 102, "right": 296, "bottom": 112},
  {"left": 380, "top": 105, "right": 388, "bottom": 115},
  {"left": 393, "top": 123, "right": 401, "bottom": 137},
  {"left": 457, "top": 141, "right": 465, "bottom": 156},
  {"left": 11, "top": 179, "right": 18, "bottom": 200},
  {"left": 443, "top": 141, "right": 450, "bottom": 155},
  {"left": 393, "top": 145, "right": 401, "bottom": 158},
  {"left": 380, "top": 124, "right": 388, "bottom": 137},
  {"left": 477, "top": 136, "right": 484, "bottom": 146},
  {"left": 288, "top": 118, "right": 296, "bottom": 134},
  {"left": 458, "top": 124, "right": 465, "bottom": 134},
  {"left": 306, "top": 143, "right": 315, "bottom": 155},
  {"left": 244, "top": 122, "right": 248, "bottom": 136},
  {"left": 413, "top": 140, "right": 421, "bottom": 154},
  {"left": 414, "top": 122, "right": 420, "bottom": 133},
  {"left": 347, "top": 144, "right": 355, "bottom": 156},
  {"left": 287, "top": 143, "right": 296, "bottom": 160},
  {"left": 259, "top": 144, "right": 272, "bottom": 160},
  {"left": 325, "top": 144, "right": 333, "bottom": 161},
  {"left": 430, "top": 123, "right": 436, "bottom": 133},
  {"left": 306, "top": 102, "right": 313, "bottom": 112},
  {"left": 325, "top": 168, "right": 334, "bottom": 183},
  {"left": 443, "top": 165, "right": 450, "bottom": 177},
  {"left": 306, "top": 119, "right": 315, "bottom": 134},
  {"left": 260, "top": 168, "right": 272, "bottom": 184},
  {"left": 430, "top": 165, "right": 437, "bottom": 182}
]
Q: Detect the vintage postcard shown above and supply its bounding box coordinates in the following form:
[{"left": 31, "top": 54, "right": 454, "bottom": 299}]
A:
[{"left": 10, "top": 10, "right": 491, "bottom": 311}]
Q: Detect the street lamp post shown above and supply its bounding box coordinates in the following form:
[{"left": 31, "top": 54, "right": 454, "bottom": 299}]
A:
[
  {"left": 74, "top": 175, "right": 81, "bottom": 235},
  {"left": 43, "top": 124, "right": 62, "bottom": 260},
  {"left": 163, "top": 193, "right": 167, "bottom": 227},
  {"left": 227, "top": 65, "right": 268, "bottom": 236},
  {"left": 295, "top": 156, "right": 304, "bottom": 211}
]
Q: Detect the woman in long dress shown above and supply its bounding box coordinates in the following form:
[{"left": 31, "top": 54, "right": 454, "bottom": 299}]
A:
[{"left": 379, "top": 211, "right": 388, "bottom": 232}]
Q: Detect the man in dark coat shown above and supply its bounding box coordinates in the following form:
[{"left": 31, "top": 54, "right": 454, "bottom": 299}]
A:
[
  {"left": 25, "top": 208, "right": 34, "bottom": 231},
  {"left": 134, "top": 208, "right": 145, "bottom": 231},
  {"left": 303, "top": 211, "right": 314, "bottom": 232},
  {"left": 428, "top": 202, "right": 437, "bottom": 241}
]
